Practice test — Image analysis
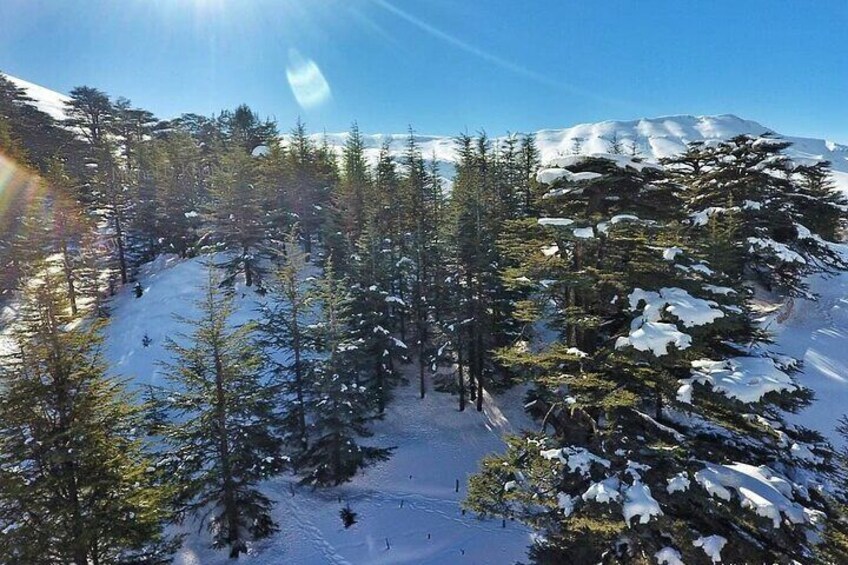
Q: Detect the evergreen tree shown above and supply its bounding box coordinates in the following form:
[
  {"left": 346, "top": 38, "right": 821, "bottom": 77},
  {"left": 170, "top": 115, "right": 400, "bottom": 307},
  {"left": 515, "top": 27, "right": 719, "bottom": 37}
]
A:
[
  {"left": 147, "top": 266, "right": 286, "bottom": 558},
  {"left": 518, "top": 133, "right": 541, "bottom": 216},
  {"left": 665, "top": 135, "right": 847, "bottom": 296},
  {"left": 466, "top": 152, "right": 843, "bottom": 563},
  {"left": 0, "top": 150, "right": 44, "bottom": 299},
  {"left": 44, "top": 158, "right": 100, "bottom": 315},
  {"left": 349, "top": 280, "right": 407, "bottom": 414},
  {"left": 793, "top": 159, "right": 846, "bottom": 241},
  {"left": 0, "top": 273, "right": 174, "bottom": 564},
  {"left": 284, "top": 119, "right": 335, "bottom": 255},
  {"left": 369, "top": 142, "right": 409, "bottom": 340},
  {"left": 297, "top": 260, "right": 392, "bottom": 485},
  {"left": 335, "top": 122, "right": 371, "bottom": 248},
  {"left": 63, "top": 86, "right": 136, "bottom": 285},
  {"left": 207, "top": 145, "right": 269, "bottom": 289},
  {"left": 0, "top": 74, "right": 85, "bottom": 175},
  {"left": 259, "top": 226, "right": 313, "bottom": 453},
  {"left": 135, "top": 131, "right": 205, "bottom": 258},
  {"left": 447, "top": 133, "right": 517, "bottom": 410},
  {"left": 401, "top": 131, "right": 439, "bottom": 398},
  {"left": 217, "top": 104, "right": 278, "bottom": 154}
]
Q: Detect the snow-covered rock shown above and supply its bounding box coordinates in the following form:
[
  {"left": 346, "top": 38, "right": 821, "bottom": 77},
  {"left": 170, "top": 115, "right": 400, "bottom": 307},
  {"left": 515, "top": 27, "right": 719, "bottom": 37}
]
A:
[{"left": 655, "top": 546, "right": 685, "bottom": 565}]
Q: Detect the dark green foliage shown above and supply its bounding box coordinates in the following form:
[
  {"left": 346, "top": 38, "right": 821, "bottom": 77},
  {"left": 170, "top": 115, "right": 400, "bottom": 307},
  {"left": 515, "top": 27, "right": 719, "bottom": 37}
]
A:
[
  {"left": 466, "top": 151, "right": 841, "bottom": 562},
  {"left": 258, "top": 226, "right": 313, "bottom": 453},
  {"left": 347, "top": 280, "right": 407, "bottom": 414},
  {"left": 664, "top": 135, "right": 847, "bottom": 296},
  {"left": 147, "top": 267, "right": 287, "bottom": 558},
  {"left": 0, "top": 274, "right": 174, "bottom": 564},
  {"left": 207, "top": 145, "right": 270, "bottom": 289},
  {"left": 297, "top": 261, "right": 393, "bottom": 486}
]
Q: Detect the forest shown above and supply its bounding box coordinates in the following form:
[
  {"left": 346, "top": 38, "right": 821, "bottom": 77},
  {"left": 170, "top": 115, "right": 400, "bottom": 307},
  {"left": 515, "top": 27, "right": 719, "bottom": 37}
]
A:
[{"left": 2, "top": 72, "right": 848, "bottom": 563}]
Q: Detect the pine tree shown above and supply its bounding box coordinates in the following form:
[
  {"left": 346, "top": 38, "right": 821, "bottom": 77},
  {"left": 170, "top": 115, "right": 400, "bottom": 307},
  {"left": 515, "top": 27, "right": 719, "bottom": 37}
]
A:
[
  {"left": 352, "top": 281, "right": 407, "bottom": 414},
  {"left": 217, "top": 104, "right": 278, "bottom": 154},
  {"left": 147, "top": 266, "right": 286, "bottom": 558},
  {"left": 207, "top": 145, "right": 270, "bottom": 289},
  {"left": 370, "top": 142, "right": 409, "bottom": 340},
  {"left": 665, "top": 135, "right": 847, "bottom": 296},
  {"left": 284, "top": 120, "right": 336, "bottom": 255},
  {"left": 466, "top": 152, "right": 842, "bottom": 563},
  {"left": 258, "top": 139, "right": 296, "bottom": 246},
  {"left": 297, "top": 260, "right": 392, "bottom": 486},
  {"left": 136, "top": 131, "right": 204, "bottom": 258},
  {"left": 518, "top": 133, "right": 541, "bottom": 216},
  {"left": 447, "top": 133, "right": 517, "bottom": 410},
  {"left": 42, "top": 158, "right": 100, "bottom": 316},
  {"left": 63, "top": 86, "right": 137, "bottom": 285},
  {"left": 0, "top": 74, "right": 85, "bottom": 176},
  {"left": 793, "top": 160, "right": 846, "bottom": 241},
  {"left": 335, "top": 122, "right": 371, "bottom": 247},
  {"left": 0, "top": 273, "right": 174, "bottom": 564},
  {"left": 259, "top": 226, "right": 313, "bottom": 453},
  {"left": 0, "top": 148, "right": 45, "bottom": 299},
  {"left": 401, "top": 131, "right": 439, "bottom": 398}
]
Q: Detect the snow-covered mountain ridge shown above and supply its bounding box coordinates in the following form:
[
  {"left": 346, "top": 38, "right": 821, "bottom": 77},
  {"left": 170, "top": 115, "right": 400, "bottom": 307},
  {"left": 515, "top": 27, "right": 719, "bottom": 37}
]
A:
[{"left": 6, "top": 72, "right": 847, "bottom": 191}]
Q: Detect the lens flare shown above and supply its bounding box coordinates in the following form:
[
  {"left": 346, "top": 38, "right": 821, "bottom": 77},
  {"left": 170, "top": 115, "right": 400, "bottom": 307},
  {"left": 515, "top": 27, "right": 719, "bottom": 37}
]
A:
[
  {"left": 0, "top": 152, "right": 45, "bottom": 236},
  {"left": 286, "top": 48, "right": 332, "bottom": 110}
]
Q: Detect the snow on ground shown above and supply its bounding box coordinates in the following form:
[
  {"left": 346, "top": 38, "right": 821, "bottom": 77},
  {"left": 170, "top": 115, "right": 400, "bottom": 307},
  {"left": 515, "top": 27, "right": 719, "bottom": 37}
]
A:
[
  {"left": 772, "top": 265, "right": 848, "bottom": 447},
  {"left": 103, "top": 254, "right": 534, "bottom": 564}
]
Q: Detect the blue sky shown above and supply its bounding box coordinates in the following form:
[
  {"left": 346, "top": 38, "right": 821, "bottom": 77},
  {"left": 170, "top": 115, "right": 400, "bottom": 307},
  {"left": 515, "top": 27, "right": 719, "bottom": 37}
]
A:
[{"left": 1, "top": 0, "right": 847, "bottom": 140}]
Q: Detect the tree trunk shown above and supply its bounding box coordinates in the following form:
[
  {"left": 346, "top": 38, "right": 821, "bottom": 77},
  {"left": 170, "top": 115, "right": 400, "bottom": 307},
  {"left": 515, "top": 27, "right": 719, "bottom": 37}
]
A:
[
  {"left": 54, "top": 341, "right": 87, "bottom": 565},
  {"left": 293, "top": 323, "right": 307, "bottom": 450},
  {"left": 457, "top": 342, "right": 465, "bottom": 412},
  {"left": 61, "top": 243, "right": 78, "bottom": 316},
  {"left": 114, "top": 206, "right": 128, "bottom": 285},
  {"left": 376, "top": 363, "right": 385, "bottom": 414},
  {"left": 475, "top": 326, "right": 484, "bottom": 413},
  {"left": 213, "top": 341, "right": 241, "bottom": 557},
  {"left": 332, "top": 431, "right": 342, "bottom": 485},
  {"left": 418, "top": 337, "right": 426, "bottom": 399},
  {"left": 243, "top": 247, "right": 253, "bottom": 287},
  {"left": 655, "top": 382, "right": 663, "bottom": 422},
  {"left": 468, "top": 329, "right": 477, "bottom": 402}
]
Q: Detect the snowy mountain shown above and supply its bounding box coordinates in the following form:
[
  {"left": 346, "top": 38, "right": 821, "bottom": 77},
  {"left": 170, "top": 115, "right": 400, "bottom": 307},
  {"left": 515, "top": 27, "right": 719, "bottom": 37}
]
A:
[
  {"left": 6, "top": 72, "right": 847, "bottom": 191},
  {"left": 313, "top": 115, "right": 848, "bottom": 194},
  {"left": 4, "top": 73, "right": 71, "bottom": 122}
]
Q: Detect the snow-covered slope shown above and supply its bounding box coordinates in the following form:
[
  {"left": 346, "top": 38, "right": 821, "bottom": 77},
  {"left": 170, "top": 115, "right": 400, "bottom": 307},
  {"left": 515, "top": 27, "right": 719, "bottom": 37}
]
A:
[
  {"left": 104, "top": 255, "right": 533, "bottom": 564},
  {"left": 6, "top": 72, "right": 847, "bottom": 191},
  {"left": 771, "top": 262, "right": 848, "bottom": 447},
  {"left": 3, "top": 73, "right": 71, "bottom": 122},
  {"left": 105, "top": 252, "right": 848, "bottom": 562}
]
